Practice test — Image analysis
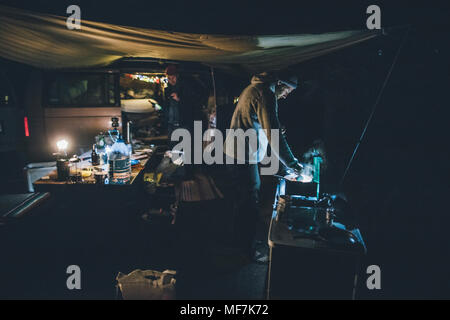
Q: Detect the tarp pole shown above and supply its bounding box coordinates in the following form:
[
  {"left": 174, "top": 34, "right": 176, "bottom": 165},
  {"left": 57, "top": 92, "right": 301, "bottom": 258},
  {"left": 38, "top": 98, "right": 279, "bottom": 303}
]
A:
[
  {"left": 339, "top": 26, "right": 411, "bottom": 189},
  {"left": 210, "top": 66, "right": 217, "bottom": 112}
]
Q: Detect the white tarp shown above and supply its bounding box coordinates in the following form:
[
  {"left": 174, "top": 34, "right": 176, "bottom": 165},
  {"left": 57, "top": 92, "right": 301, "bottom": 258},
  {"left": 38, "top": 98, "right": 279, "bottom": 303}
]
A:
[{"left": 0, "top": 5, "right": 380, "bottom": 72}]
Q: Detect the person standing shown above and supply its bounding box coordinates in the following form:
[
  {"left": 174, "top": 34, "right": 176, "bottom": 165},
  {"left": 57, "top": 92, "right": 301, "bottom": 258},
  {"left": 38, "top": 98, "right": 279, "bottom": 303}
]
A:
[
  {"left": 164, "top": 65, "right": 206, "bottom": 178},
  {"left": 164, "top": 65, "right": 193, "bottom": 141},
  {"left": 224, "top": 72, "right": 303, "bottom": 259}
]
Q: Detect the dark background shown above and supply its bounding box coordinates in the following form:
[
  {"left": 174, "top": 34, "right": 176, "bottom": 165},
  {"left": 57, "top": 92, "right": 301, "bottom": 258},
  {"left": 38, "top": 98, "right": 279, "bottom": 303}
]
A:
[
  {"left": 0, "top": 0, "right": 449, "bottom": 299},
  {"left": 0, "top": 0, "right": 447, "bottom": 35}
]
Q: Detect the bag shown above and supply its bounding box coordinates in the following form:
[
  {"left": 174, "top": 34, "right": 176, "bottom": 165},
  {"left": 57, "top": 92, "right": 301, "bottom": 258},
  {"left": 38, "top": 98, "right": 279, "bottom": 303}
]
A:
[{"left": 116, "top": 269, "right": 176, "bottom": 300}]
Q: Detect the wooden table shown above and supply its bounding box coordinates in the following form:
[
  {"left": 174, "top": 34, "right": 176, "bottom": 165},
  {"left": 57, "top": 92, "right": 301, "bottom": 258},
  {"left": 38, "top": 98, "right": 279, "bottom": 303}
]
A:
[{"left": 33, "top": 155, "right": 151, "bottom": 193}]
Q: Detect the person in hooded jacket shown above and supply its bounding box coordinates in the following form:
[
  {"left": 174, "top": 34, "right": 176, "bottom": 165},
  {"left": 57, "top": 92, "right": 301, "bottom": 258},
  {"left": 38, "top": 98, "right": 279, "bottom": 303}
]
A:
[{"left": 224, "top": 72, "right": 303, "bottom": 259}]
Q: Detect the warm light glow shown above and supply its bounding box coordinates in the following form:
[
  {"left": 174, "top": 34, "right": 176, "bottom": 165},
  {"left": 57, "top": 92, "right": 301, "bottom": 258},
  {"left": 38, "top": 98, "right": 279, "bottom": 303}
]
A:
[
  {"left": 56, "top": 139, "right": 68, "bottom": 151},
  {"left": 299, "top": 173, "right": 313, "bottom": 183}
]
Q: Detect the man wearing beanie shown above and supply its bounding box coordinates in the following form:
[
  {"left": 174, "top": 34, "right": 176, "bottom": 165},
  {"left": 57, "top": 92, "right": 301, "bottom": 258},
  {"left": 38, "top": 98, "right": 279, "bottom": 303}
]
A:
[{"left": 224, "top": 72, "right": 303, "bottom": 260}]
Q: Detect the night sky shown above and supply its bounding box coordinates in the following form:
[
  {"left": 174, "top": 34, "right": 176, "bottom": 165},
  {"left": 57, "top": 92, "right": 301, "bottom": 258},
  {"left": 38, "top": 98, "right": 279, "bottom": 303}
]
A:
[{"left": 0, "top": 1, "right": 447, "bottom": 34}]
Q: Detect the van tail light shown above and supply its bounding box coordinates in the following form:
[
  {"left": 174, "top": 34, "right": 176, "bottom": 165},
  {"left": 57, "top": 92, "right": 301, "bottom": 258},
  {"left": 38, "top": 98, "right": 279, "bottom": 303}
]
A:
[{"left": 24, "top": 116, "right": 30, "bottom": 137}]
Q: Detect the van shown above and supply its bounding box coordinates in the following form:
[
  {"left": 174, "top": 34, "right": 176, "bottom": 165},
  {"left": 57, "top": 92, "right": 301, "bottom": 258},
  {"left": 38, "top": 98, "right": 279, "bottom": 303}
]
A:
[
  {"left": 22, "top": 59, "right": 231, "bottom": 162},
  {"left": 25, "top": 68, "right": 122, "bottom": 161}
]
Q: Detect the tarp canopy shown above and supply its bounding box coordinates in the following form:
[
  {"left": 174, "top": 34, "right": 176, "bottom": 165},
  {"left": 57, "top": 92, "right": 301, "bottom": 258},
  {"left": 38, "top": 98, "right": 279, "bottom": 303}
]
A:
[{"left": 0, "top": 5, "right": 380, "bottom": 73}]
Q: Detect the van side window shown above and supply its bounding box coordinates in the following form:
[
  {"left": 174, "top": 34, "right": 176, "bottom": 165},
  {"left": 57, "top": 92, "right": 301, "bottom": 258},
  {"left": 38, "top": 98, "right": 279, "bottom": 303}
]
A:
[{"left": 45, "top": 73, "right": 118, "bottom": 107}]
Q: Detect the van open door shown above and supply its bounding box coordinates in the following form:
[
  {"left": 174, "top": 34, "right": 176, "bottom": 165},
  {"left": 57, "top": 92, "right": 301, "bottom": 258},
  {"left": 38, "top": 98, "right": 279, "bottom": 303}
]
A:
[{"left": 0, "top": 69, "right": 26, "bottom": 193}]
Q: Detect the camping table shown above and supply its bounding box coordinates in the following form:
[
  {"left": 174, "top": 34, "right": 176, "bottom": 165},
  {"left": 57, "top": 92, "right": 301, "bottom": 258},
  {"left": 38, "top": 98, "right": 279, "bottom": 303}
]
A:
[{"left": 31, "top": 148, "right": 157, "bottom": 233}]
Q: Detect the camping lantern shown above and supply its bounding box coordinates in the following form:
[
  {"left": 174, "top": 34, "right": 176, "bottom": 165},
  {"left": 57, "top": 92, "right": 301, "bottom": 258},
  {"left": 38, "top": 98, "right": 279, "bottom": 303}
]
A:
[{"left": 55, "top": 139, "right": 70, "bottom": 181}]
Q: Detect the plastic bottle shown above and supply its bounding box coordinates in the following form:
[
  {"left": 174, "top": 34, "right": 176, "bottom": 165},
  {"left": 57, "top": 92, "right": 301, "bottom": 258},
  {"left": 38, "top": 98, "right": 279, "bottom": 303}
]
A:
[{"left": 107, "top": 137, "right": 131, "bottom": 184}]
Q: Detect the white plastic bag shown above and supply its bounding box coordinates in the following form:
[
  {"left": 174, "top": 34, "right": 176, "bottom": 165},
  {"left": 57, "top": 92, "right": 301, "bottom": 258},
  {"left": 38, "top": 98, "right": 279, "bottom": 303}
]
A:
[{"left": 116, "top": 269, "right": 176, "bottom": 300}]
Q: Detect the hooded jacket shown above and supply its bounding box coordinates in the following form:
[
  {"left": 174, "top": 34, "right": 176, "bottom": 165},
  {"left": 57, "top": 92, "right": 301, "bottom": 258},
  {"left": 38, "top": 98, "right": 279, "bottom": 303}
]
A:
[{"left": 224, "top": 73, "right": 298, "bottom": 166}]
